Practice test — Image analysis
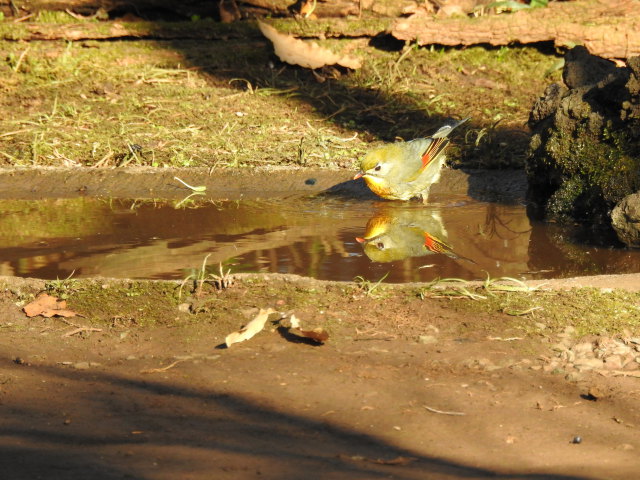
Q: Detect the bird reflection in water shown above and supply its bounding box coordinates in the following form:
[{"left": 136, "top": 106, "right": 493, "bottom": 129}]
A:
[{"left": 356, "top": 205, "right": 474, "bottom": 264}]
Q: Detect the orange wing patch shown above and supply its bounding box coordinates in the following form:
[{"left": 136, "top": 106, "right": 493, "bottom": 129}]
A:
[
  {"left": 420, "top": 137, "right": 449, "bottom": 170},
  {"left": 423, "top": 232, "right": 454, "bottom": 255}
]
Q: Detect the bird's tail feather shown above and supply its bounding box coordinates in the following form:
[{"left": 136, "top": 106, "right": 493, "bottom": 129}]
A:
[{"left": 431, "top": 117, "right": 470, "bottom": 139}]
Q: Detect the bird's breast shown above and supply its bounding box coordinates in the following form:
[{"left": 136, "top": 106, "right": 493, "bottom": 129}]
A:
[{"left": 363, "top": 175, "right": 394, "bottom": 198}]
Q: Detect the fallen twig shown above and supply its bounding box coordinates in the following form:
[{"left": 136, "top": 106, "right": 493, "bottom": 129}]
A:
[
  {"left": 339, "top": 454, "right": 416, "bottom": 466},
  {"left": 609, "top": 370, "right": 640, "bottom": 378},
  {"left": 13, "top": 13, "right": 35, "bottom": 23},
  {"left": 58, "top": 318, "right": 80, "bottom": 328},
  {"left": 140, "top": 358, "right": 189, "bottom": 374},
  {"left": 62, "top": 326, "right": 103, "bottom": 337},
  {"left": 12, "top": 46, "right": 30, "bottom": 73},
  {"left": 423, "top": 405, "right": 466, "bottom": 416}
]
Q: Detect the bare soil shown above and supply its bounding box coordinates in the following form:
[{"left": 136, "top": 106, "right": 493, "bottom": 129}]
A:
[
  {"left": 0, "top": 166, "right": 526, "bottom": 200},
  {"left": 2, "top": 8, "right": 640, "bottom": 480},
  {"left": 2, "top": 274, "right": 640, "bottom": 480}
]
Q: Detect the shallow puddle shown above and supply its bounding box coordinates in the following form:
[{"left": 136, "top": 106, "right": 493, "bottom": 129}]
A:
[{"left": 1, "top": 194, "right": 639, "bottom": 283}]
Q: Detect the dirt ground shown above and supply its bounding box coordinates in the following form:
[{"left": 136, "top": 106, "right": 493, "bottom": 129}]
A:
[
  {"left": 2, "top": 7, "right": 640, "bottom": 480},
  {"left": 2, "top": 273, "right": 640, "bottom": 480}
]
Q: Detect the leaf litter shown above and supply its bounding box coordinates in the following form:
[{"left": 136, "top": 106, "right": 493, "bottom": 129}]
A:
[
  {"left": 258, "top": 21, "right": 362, "bottom": 70},
  {"left": 23, "top": 292, "right": 79, "bottom": 318},
  {"left": 225, "top": 307, "right": 277, "bottom": 347},
  {"left": 282, "top": 313, "right": 329, "bottom": 344},
  {"left": 224, "top": 310, "right": 329, "bottom": 347}
]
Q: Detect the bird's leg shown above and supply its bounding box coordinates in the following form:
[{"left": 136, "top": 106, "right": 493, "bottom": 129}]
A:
[{"left": 420, "top": 187, "right": 431, "bottom": 204}]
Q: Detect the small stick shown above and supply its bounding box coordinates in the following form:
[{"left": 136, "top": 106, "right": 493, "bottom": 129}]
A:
[
  {"left": 65, "top": 8, "right": 90, "bottom": 20},
  {"left": 13, "top": 13, "right": 35, "bottom": 23},
  {"left": 423, "top": 405, "right": 466, "bottom": 416},
  {"left": 174, "top": 176, "right": 207, "bottom": 192},
  {"left": 610, "top": 370, "right": 640, "bottom": 378},
  {"left": 58, "top": 318, "right": 81, "bottom": 328},
  {"left": 13, "top": 46, "right": 30, "bottom": 73},
  {"left": 0, "top": 129, "right": 32, "bottom": 138},
  {"left": 62, "top": 326, "right": 103, "bottom": 337},
  {"left": 94, "top": 151, "right": 114, "bottom": 168},
  {"left": 140, "top": 359, "right": 188, "bottom": 374}
]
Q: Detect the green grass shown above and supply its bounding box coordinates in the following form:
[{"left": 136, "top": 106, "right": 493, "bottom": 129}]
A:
[
  {"left": 8, "top": 273, "right": 639, "bottom": 337},
  {"left": 432, "top": 285, "right": 640, "bottom": 336},
  {"left": 0, "top": 17, "right": 561, "bottom": 169}
]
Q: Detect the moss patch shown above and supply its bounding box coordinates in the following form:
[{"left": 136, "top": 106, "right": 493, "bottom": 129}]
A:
[
  {"left": 5, "top": 275, "right": 639, "bottom": 340},
  {"left": 541, "top": 121, "right": 640, "bottom": 221},
  {"left": 441, "top": 286, "right": 640, "bottom": 336}
]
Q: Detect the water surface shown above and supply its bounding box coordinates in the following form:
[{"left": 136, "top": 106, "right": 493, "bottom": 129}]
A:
[{"left": 1, "top": 195, "right": 637, "bottom": 283}]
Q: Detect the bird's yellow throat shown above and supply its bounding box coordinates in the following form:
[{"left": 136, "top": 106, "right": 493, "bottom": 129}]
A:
[{"left": 363, "top": 175, "right": 391, "bottom": 197}]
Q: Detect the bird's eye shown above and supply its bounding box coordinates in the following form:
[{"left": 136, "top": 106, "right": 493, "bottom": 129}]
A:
[
  {"left": 374, "top": 164, "right": 382, "bottom": 172},
  {"left": 376, "top": 242, "right": 385, "bottom": 250}
]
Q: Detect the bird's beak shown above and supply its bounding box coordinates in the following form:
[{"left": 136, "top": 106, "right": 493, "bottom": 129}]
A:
[
  {"left": 353, "top": 171, "right": 364, "bottom": 180},
  {"left": 355, "top": 237, "right": 366, "bottom": 244}
]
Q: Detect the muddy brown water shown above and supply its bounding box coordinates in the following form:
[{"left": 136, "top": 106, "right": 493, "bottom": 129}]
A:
[{"left": 1, "top": 168, "right": 638, "bottom": 283}]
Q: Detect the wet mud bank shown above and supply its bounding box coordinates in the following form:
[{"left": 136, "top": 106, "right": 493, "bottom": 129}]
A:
[{"left": 0, "top": 166, "right": 527, "bottom": 201}]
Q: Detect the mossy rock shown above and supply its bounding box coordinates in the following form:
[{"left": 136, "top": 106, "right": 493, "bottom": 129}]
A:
[
  {"left": 611, "top": 192, "right": 640, "bottom": 247},
  {"left": 526, "top": 46, "right": 640, "bottom": 227}
]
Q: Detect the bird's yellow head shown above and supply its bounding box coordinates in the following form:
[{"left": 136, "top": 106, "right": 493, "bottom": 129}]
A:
[
  {"left": 358, "top": 147, "right": 397, "bottom": 176},
  {"left": 355, "top": 214, "right": 399, "bottom": 262},
  {"left": 361, "top": 214, "right": 392, "bottom": 240},
  {"left": 353, "top": 147, "right": 398, "bottom": 197}
]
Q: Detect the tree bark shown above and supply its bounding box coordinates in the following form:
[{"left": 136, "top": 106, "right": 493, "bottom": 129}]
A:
[
  {"left": 0, "top": 18, "right": 389, "bottom": 41},
  {"left": 7, "top": 0, "right": 401, "bottom": 19},
  {"left": 10, "top": 0, "right": 220, "bottom": 18},
  {"left": 6, "top": 0, "right": 640, "bottom": 59},
  {"left": 391, "top": 0, "right": 640, "bottom": 59}
]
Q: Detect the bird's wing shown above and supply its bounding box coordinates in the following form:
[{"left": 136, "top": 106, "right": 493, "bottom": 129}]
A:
[
  {"left": 424, "top": 232, "right": 477, "bottom": 264},
  {"left": 423, "top": 232, "right": 454, "bottom": 255},
  {"left": 403, "top": 137, "right": 450, "bottom": 183},
  {"left": 420, "top": 117, "right": 470, "bottom": 165},
  {"left": 401, "top": 118, "right": 469, "bottom": 182},
  {"left": 419, "top": 136, "right": 449, "bottom": 170}
]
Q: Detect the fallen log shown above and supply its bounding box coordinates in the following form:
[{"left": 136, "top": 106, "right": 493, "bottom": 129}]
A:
[
  {"left": 4, "top": 0, "right": 407, "bottom": 20},
  {"left": 0, "top": 18, "right": 389, "bottom": 41},
  {"left": 391, "top": 0, "right": 640, "bottom": 59}
]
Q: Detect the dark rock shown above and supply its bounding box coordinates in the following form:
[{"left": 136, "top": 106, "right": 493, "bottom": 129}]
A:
[
  {"left": 529, "top": 83, "right": 566, "bottom": 125},
  {"left": 562, "top": 46, "right": 619, "bottom": 89},
  {"left": 611, "top": 192, "right": 640, "bottom": 247},
  {"left": 527, "top": 47, "right": 640, "bottom": 227}
]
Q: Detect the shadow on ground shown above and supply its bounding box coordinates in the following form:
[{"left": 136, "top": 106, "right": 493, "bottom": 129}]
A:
[
  {"left": 145, "top": 17, "right": 535, "bottom": 168},
  {"left": 2, "top": 360, "right": 590, "bottom": 480}
]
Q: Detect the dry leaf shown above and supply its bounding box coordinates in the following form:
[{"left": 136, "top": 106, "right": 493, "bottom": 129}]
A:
[
  {"left": 294, "top": 327, "right": 329, "bottom": 344},
  {"left": 225, "top": 308, "right": 276, "bottom": 347},
  {"left": 289, "top": 314, "right": 301, "bottom": 329},
  {"left": 23, "top": 293, "right": 78, "bottom": 318},
  {"left": 437, "top": 0, "right": 481, "bottom": 17},
  {"left": 219, "top": 0, "right": 241, "bottom": 23},
  {"left": 297, "top": 0, "right": 318, "bottom": 18},
  {"left": 282, "top": 314, "right": 328, "bottom": 344},
  {"left": 258, "top": 21, "right": 361, "bottom": 70}
]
